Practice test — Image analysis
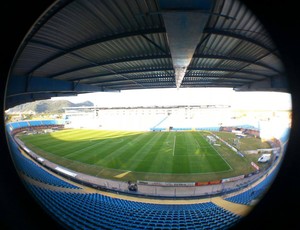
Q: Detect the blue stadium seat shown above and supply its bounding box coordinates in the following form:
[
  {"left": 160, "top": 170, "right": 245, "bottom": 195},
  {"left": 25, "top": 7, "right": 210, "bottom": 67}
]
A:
[
  {"left": 225, "top": 167, "right": 279, "bottom": 205},
  {"left": 5, "top": 120, "right": 289, "bottom": 229},
  {"left": 7, "top": 134, "right": 80, "bottom": 190},
  {"left": 23, "top": 183, "right": 241, "bottom": 229},
  {"left": 28, "top": 120, "right": 43, "bottom": 126}
]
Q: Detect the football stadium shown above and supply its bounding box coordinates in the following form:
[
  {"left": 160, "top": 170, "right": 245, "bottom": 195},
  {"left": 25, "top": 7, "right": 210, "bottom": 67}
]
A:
[{"left": 3, "top": 0, "right": 294, "bottom": 229}]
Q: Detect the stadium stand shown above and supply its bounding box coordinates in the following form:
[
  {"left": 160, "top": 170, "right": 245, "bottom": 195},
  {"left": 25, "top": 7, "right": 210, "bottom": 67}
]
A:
[
  {"left": 24, "top": 183, "right": 241, "bottom": 230},
  {"left": 8, "top": 136, "right": 242, "bottom": 228},
  {"left": 7, "top": 133, "right": 80, "bottom": 190},
  {"left": 195, "top": 127, "right": 220, "bottom": 131},
  {"left": 224, "top": 167, "right": 279, "bottom": 206},
  {"left": 4, "top": 119, "right": 289, "bottom": 229},
  {"left": 28, "top": 120, "right": 42, "bottom": 126},
  {"left": 222, "top": 130, "right": 289, "bottom": 207},
  {"left": 151, "top": 116, "right": 169, "bottom": 131}
]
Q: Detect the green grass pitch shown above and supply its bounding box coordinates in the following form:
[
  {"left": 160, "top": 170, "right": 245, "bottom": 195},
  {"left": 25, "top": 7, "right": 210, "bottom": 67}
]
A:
[{"left": 18, "top": 129, "right": 259, "bottom": 182}]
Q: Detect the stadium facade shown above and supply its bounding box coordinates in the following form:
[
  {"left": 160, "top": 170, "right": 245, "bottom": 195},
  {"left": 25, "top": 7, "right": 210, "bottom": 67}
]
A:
[{"left": 64, "top": 104, "right": 231, "bottom": 131}]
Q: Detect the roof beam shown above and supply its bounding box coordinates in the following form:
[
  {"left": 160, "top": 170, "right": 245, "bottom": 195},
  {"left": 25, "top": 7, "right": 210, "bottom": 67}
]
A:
[
  {"left": 99, "top": 65, "right": 146, "bottom": 89},
  {"left": 81, "top": 67, "right": 266, "bottom": 84},
  {"left": 93, "top": 75, "right": 174, "bottom": 86},
  {"left": 6, "top": 75, "right": 106, "bottom": 98},
  {"left": 181, "top": 83, "right": 243, "bottom": 88},
  {"left": 92, "top": 73, "right": 254, "bottom": 86},
  {"left": 140, "top": 34, "right": 169, "bottom": 54},
  {"left": 234, "top": 75, "right": 289, "bottom": 92},
  {"left": 193, "top": 54, "right": 282, "bottom": 74},
  {"left": 159, "top": 0, "right": 213, "bottom": 88},
  {"left": 101, "top": 82, "right": 240, "bottom": 89},
  {"left": 49, "top": 53, "right": 279, "bottom": 81},
  {"left": 99, "top": 82, "right": 176, "bottom": 90},
  {"left": 49, "top": 54, "right": 171, "bottom": 79},
  {"left": 28, "top": 28, "right": 166, "bottom": 76},
  {"left": 204, "top": 28, "right": 278, "bottom": 55},
  {"left": 68, "top": 67, "right": 174, "bottom": 82}
]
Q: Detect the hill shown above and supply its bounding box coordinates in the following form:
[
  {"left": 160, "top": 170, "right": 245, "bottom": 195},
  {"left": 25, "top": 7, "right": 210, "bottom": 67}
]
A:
[{"left": 7, "top": 100, "right": 94, "bottom": 114}]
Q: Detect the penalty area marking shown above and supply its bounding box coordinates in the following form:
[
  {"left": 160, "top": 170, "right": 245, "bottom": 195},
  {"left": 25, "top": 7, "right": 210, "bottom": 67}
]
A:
[{"left": 114, "top": 171, "right": 131, "bottom": 178}]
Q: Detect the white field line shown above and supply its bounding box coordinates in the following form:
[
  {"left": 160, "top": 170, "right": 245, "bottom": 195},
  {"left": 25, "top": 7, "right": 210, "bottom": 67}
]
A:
[
  {"left": 199, "top": 133, "right": 233, "bottom": 171},
  {"left": 194, "top": 136, "right": 204, "bottom": 149},
  {"left": 193, "top": 135, "right": 214, "bottom": 149},
  {"left": 172, "top": 135, "right": 176, "bottom": 156},
  {"left": 194, "top": 135, "right": 201, "bottom": 149}
]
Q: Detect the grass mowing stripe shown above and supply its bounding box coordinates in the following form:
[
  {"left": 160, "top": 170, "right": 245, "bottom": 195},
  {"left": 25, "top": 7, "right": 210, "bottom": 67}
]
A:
[
  {"left": 20, "top": 134, "right": 61, "bottom": 146},
  {"left": 68, "top": 132, "right": 140, "bottom": 166},
  {"left": 19, "top": 129, "right": 235, "bottom": 177},
  {"left": 49, "top": 130, "right": 132, "bottom": 157},
  {"left": 19, "top": 135, "right": 73, "bottom": 154},
  {"left": 50, "top": 129, "right": 94, "bottom": 141},
  {"left": 60, "top": 130, "right": 123, "bottom": 158},
  {"left": 115, "top": 132, "right": 166, "bottom": 171},
  {"left": 94, "top": 132, "right": 149, "bottom": 167},
  {"left": 126, "top": 132, "right": 166, "bottom": 172},
  {"left": 146, "top": 132, "right": 174, "bottom": 174},
  {"left": 22, "top": 130, "right": 104, "bottom": 155}
]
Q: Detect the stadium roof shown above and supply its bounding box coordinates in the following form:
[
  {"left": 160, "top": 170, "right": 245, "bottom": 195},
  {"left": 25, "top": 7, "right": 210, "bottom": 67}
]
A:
[{"left": 5, "top": 0, "right": 288, "bottom": 109}]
